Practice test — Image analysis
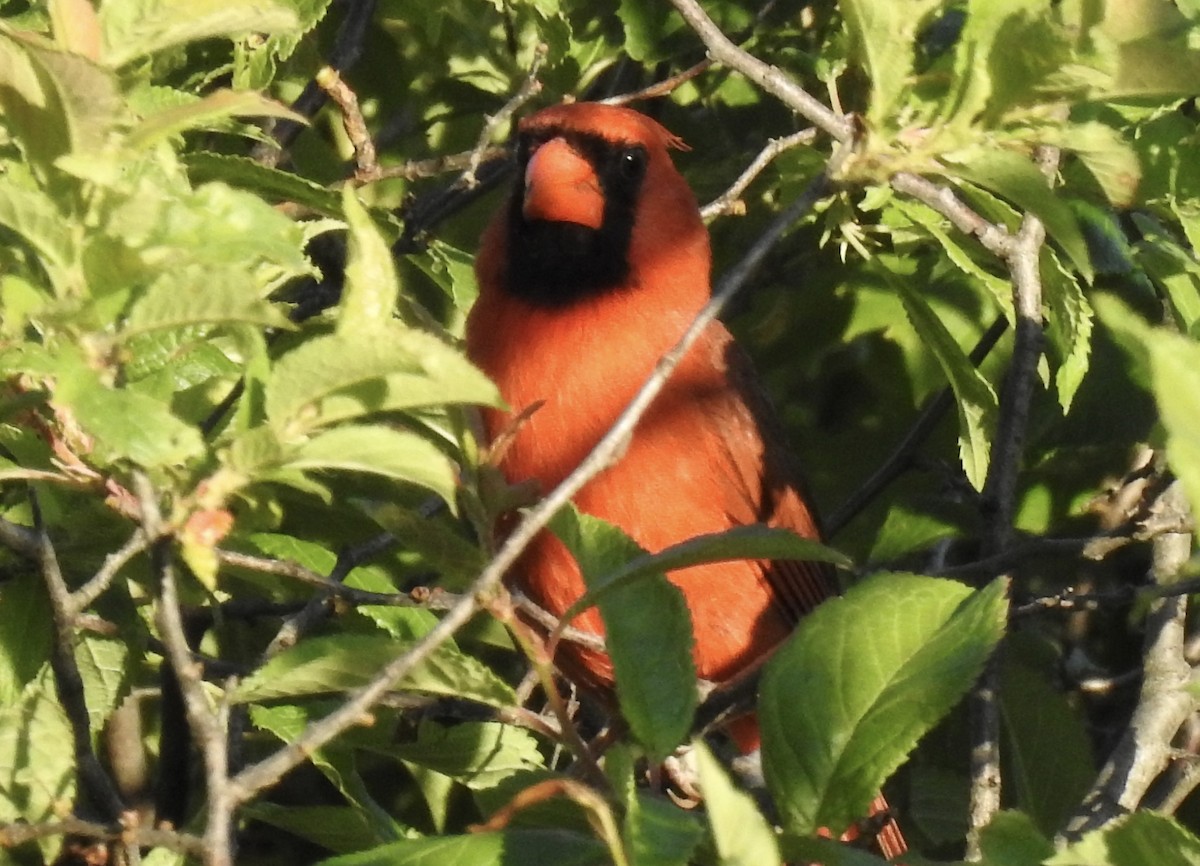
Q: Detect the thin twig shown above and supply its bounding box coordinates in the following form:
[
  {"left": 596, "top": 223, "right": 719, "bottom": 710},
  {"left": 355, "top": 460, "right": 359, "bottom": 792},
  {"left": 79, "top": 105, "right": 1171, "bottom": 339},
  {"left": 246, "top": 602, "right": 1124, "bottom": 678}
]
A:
[
  {"left": 700, "top": 129, "right": 818, "bottom": 220},
  {"left": 73, "top": 528, "right": 149, "bottom": 612},
  {"left": 965, "top": 144, "right": 1059, "bottom": 861},
  {"left": 460, "top": 43, "right": 548, "bottom": 189},
  {"left": 667, "top": 0, "right": 850, "bottom": 140},
  {"left": 601, "top": 58, "right": 713, "bottom": 107},
  {"left": 28, "top": 492, "right": 128, "bottom": 826},
  {"left": 0, "top": 815, "right": 205, "bottom": 857},
  {"left": 317, "top": 66, "right": 380, "bottom": 181},
  {"left": 373, "top": 146, "right": 508, "bottom": 182},
  {"left": 136, "top": 474, "right": 234, "bottom": 866}
]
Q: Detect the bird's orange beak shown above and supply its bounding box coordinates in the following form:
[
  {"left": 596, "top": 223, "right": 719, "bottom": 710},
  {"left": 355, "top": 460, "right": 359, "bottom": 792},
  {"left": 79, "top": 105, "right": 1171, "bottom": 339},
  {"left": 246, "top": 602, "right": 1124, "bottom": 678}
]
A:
[{"left": 522, "top": 137, "right": 605, "bottom": 230}]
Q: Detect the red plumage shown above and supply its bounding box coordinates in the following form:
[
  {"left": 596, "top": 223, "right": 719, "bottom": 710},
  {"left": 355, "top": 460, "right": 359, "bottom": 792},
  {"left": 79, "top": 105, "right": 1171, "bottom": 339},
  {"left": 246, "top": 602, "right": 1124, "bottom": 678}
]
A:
[{"left": 466, "top": 102, "right": 905, "bottom": 859}]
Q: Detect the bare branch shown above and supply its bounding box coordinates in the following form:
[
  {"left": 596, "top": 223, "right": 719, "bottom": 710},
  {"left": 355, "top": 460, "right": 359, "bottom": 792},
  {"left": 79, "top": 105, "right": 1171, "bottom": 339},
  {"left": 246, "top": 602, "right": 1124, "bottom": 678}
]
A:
[
  {"left": 460, "top": 43, "right": 548, "bottom": 189},
  {"left": 316, "top": 66, "right": 380, "bottom": 181},
  {"left": 0, "top": 815, "right": 204, "bottom": 858},
  {"left": 700, "top": 129, "right": 818, "bottom": 221},
  {"left": 666, "top": 0, "right": 849, "bottom": 140},
  {"left": 0, "top": 514, "right": 39, "bottom": 557},
  {"left": 135, "top": 474, "right": 234, "bottom": 866},
  {"left": 601, "top": 59, "right": 713, "bottom": 107},
  {"left": 1064, "top": 480, "right": 1197, "bottom": 839},
  {"left": 73, "top": 528, "right": 149, "bottom": 612},
  {"left": 27, "top": 493, "right": 128, "bottom": 826}
]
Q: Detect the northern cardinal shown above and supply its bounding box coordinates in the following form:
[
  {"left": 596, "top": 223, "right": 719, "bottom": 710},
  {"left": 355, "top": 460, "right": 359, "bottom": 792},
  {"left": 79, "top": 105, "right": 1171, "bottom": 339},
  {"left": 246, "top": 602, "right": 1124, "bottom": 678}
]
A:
[{"left": 466, "top": 102, "right": 905, "bottom": 858}]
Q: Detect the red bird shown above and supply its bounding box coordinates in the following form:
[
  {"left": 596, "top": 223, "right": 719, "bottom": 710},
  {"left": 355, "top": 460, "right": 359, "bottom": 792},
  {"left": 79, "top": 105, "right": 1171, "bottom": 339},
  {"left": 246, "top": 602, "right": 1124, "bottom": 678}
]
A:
[{"left": 466, "top": 102, "right": 904, "bottom": 858}]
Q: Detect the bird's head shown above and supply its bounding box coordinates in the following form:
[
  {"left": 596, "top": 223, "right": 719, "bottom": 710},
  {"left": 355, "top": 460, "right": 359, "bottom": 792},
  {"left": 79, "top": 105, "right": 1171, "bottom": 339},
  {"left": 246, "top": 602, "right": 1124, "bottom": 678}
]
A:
[{"left": 491, "top": 102, "right": 707, "bottom": 308}]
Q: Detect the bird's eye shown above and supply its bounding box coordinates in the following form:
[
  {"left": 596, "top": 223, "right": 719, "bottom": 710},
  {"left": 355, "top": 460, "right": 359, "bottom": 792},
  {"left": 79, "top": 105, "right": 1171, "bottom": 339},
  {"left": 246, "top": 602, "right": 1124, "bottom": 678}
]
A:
[{"left": 617, "top": 146, "right": 647, "bottom": 182}]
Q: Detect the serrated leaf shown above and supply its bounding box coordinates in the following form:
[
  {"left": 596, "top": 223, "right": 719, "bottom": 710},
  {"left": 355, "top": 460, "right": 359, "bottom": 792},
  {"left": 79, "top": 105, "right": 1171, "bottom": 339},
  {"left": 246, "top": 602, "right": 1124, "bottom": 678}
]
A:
[
  {"left": 120, "top": 269, "right": 293, "bottom": 339},
  {"left": 0, "top": 177, "right": 77, "bottom": 293},
  {"left": 893, "top": 199, "right": 1013, "bottom": 315},
  {"left": 384, "top": 720, "right": 545, "bottom": 791},
  {"left": 233, "top": 633, "right": 514, "bottom": 708},
  {"left": 842, "top": 0, "right": 947, "bottom": 125},
  {"left": 184, "top": 152, "right": 344, "bottom": 216},
  {"left": 615, "top": 0, "right": 675, "bottom": 63},
  {"left": 99, "top": 0, "right": 300, "bottom": 68},
  {"left": 942, "top": 0, "right": 1047, "bottom": 128},
  {"left": 57, "top": 375, "right": 205, "bottom": 469},
  {"left": 1042, "top": 248, "right": 1093, "bottom": 413},
  {"left": 315, "top": 829, "right": 608, "bottom": 866},
  {"left": 760, "top": 574, "right": 1008, "bottom": 837},
  {"left": 128, "top": 88, "right": 306, "bottom": 149},
  {"left": 895, "top": 277, "right": 998, "bottom": 489},
  {"left": 340, "top": 186, "right": 399, "bottom": 336},
  {"left": 694, "top": 740, "right": 782, "bottom": 866},
  {"left": 947, "top": 149, "right": 1093, "bottom": 281},
  {"left": 75, "top": 634, "right": 128, "bottom": 745},
  {"left": 549, "top": 504, "right": 696, "bottom": 762},
  {"left": 1048, "top": 811, "right": 1200, "bottom": 866},
  {"left": 265, "top": 328, "right": 500, "bottom": 434},
  {"left": 285, "top": 424, "right": 456, "bottom": 504},
  {"left": 559, "top": 525, "right": 850, "bottom": 629}
]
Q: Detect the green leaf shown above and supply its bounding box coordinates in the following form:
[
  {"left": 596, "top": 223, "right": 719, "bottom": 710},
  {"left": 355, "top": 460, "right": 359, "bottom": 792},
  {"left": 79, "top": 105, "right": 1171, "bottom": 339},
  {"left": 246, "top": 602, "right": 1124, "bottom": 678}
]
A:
[
  {"left": 615, "top": 0, "right": 675, "bottom": 63},
  {"left": 1096, "top": 296, "right": 1200, "bottom": 511},
  {"left": 0, "top": 30, "right": 120, "bottom": 167},
  {"left": 0, "top": 177, "right": 78, "bottom": 294},
  {"left": 99, "top": 0, "right": 300, "bottom": 68},
  {"left": 285, "top": 423, "right": 457, "bottom": 504},
  {"left": 265, "top": 328, "right": 500, "bottom": 434},
  {"left": 841, "top": 0, "right": 947, "bottom": 125},
  {"left": 183, "top": 152, "right": 344, "bottom": 216},
  {"left": 0, "top": 573, "right": 53, "bottom": 707},
  {"left": 57, "top": 375, "right": 205, "bottom": 469},
  {"left": 1043, "top": 250, "right": 1094, "bottom": 414},
  {"left": 942, "top": 0, "right": 1048, "bottom": 128},
  {"left": 245, "top": 804, "right": 381, "bottom": 855},
  {"left": 895, "top": 276, "right": 998, "bottom": 489},
  {"left": 625, "top": 791, "right": 703, "bottom": 866},
  {"left": 559, "top": 525, "right": 850, "bottom": 629},
  {"left": 127, "top": 88, "right": 305, "bottom": 149},
  {"left": 1066, "top": 121, "right": 1142, "bottom": 207},
  {"left": 946, "top": 149, "right": 1094, "bottom": 281},
  {"left": 75, "top": 634, "right": 128, "bottom": 746},
  {"left": 998, "top": 640, "right": 1093, "bottom": 835},
  {"left": 549, "top": 504, "right": 696, "bottom": 763},
  {"left": 978, "top": 811, "right": 1055, "bottom": 866},
  {"left": 120, "top": 268, "right": 293, "bottom": 339},
  {"left": 315, "top": 830, "right": 608, "bottom": 866},
  {"left": 339, "top": 185, "right": 401, "bottom": 336},
  {"left": 384, "top": 720, "right": 545, "bottom": 791},
  {"left": 694, "top": 741, "right": 782, "bottom": 866},
  {"left": 0, "top": 669, "right": 75, "bottom": 824},
  {"left": 1048, "top": 811, "right": 1200, "bottom": 866},
  {"left": 760, "top": 574, "right": 1008, "bottom": 837},
  {"left": 233, "top": 633, "right": 515, "bottom": 708}
]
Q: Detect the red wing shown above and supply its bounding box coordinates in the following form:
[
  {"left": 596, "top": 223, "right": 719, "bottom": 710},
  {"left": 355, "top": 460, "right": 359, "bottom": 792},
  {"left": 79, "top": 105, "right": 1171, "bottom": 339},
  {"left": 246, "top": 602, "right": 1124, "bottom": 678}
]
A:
[{"left": 709, "top": 324, "right": 839, "bottom": 627}]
